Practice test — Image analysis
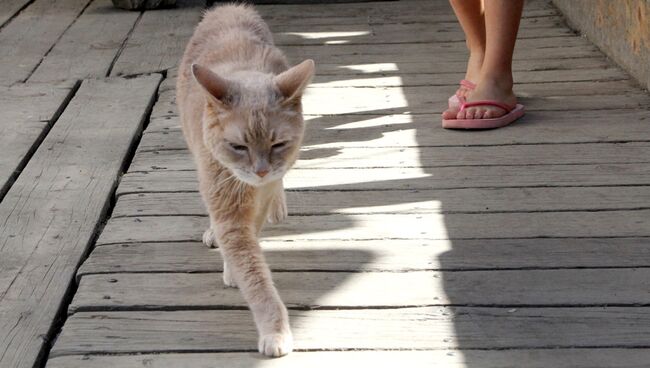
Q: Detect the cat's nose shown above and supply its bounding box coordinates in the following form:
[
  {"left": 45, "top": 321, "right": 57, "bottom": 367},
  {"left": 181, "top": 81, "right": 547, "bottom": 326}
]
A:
[{"left": 256, "top": 169, "right": 269, "bottom": 178}]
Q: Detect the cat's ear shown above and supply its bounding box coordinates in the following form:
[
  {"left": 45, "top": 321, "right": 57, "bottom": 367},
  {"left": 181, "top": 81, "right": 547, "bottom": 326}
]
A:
[
  {"left": 274, "top": 59, "right": 315, "bottom": 104},
  {"left": 191, "top": 63, "right": 230, "bottom": 108}
]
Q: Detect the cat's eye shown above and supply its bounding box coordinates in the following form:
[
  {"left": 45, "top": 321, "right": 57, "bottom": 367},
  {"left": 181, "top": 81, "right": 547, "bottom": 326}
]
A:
[
  {"left": 229, "top": 142, "right": 248, "bottom": 152},
  {"left": 272, "top": 141, "right": 288, "bottom": 150}
]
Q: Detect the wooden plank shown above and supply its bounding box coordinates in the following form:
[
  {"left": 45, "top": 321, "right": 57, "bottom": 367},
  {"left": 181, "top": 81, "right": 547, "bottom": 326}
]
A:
[
  {"left": 309, "top": 68, "right": 629, "bottom": 87},
  {"left": 0, "top": 0, "right": 32, "bottom": 28},
  {"left": 255, "top": 0, "right": 555, "bottom": 18},
  {"left": 272, "top": 22, "right": 573, "bottom": 46},
  {"left": 0, "top": 81, "right": 76, "bottom": 199},
  {"left": 0, "top": 75, "right": 161, "bottom": 368},
  {"left": 111, "top": 186, "right": 650, "bottom": 217},
  {"left": 109, "top": 0, "right": 203, "bottom": 77},
  {"left": 50, "top": 307, "right": 650, "bottom": 355},
  {"left": 300, "top": 89, "right": 649, "bottom": 115},
  {"left": 0, "top": 0, "right": 91, "bottom": 86},
  {"left": 115, "top": 163, "right": 650, "bottom": 195},
  {"left": 281, "top": 39, "right": 601, "bottom": 65},
  {"left": 94, "top": 209, "right": 650, "bottom": 245},
  {"left": 29, "top": 0, "right": 140, "bottom": 82},
  {"left": 45, "top": 349, "right": 650, "bottom": 368},
  {"left": 144, "top": 79, "right": 640, "bottom": 131},
  {"left": 127, "top": 142, "right": 650, "bottom": 172},
  {"left": 137, "top": 109, "right": 650, "bottom": 151},
  {"left": 262, "top": 9, "right": 563, "bottom": 27},
  {"left": 78, "top": 237, "right": 650, "bottom": 275},
  {"left": 313, "top": 57, "right": 614, "bottom": 75},
  {"left": 69, "top": 268, "right": 650, "bottom": 313}
]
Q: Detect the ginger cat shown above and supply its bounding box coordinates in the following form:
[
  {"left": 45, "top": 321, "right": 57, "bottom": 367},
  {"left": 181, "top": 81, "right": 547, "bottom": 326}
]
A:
[{"left": 176, "top": 4, "right": 314, "bottom": 357}]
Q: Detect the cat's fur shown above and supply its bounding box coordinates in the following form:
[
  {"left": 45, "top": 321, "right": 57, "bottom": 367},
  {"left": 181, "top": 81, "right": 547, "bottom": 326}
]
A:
[{"left": 176, "top": 4, "right": 314, "bottom": 357}]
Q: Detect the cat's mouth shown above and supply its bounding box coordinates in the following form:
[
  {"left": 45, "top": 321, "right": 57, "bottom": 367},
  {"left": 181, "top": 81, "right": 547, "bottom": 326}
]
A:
[{"left": 233, "top": 169, "right": 285, "bottom": 187}]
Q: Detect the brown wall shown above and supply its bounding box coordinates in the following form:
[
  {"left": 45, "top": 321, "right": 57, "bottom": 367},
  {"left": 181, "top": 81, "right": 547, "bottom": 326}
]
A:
[{"left": 552, "top": 0, "right": 650, "bottom": 90}]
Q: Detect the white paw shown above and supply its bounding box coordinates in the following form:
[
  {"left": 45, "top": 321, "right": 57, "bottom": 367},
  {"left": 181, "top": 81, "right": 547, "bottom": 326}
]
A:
[
  {"left": 202, "top": 228, "right": 217, "bottom": 248},
  {"left": 258, "top": 331, "right": 293, "bottom": 357},
  {"left": 222, "top": 262, "right": 237, "bottom": 288},
  {"left": 267, "top": 191, "right": 288, "bottom": 224}
]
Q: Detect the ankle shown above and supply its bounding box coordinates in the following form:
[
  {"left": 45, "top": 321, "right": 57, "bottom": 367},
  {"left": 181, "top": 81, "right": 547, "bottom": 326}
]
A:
[{"left": 478, "top": 72, "right": 514, "bottom": 91}]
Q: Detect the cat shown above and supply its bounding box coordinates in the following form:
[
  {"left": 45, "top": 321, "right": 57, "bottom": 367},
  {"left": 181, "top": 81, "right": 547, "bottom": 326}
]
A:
[{"left": 176, "top": 4, "right": 314, "bottom": 357}]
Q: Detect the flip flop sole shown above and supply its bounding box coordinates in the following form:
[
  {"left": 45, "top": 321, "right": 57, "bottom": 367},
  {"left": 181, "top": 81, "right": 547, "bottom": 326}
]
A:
[{"left": 442, "top": 104, "right": 525, "bottom": 130}]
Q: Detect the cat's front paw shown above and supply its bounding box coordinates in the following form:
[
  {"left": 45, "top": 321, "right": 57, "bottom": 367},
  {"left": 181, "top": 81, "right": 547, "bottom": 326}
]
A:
[
  {"left": 258, "top": 331, "right": 293, "bottom": 357},
  {"left": 202, "top": 228, "right": 217, "bottom": 248},
  {"left": 222, "top": 261, "right": 237, "bottom": 288},
  {"left": 267, "top": 190, "right": 288, "bottom": 224}
]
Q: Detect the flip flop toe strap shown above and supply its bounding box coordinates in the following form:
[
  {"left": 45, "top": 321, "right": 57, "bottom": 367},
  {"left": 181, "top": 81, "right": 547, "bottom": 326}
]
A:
[
  {"left": 460, "top": 100, "right": 515, "bottom": 113},
  {"left": 460, "top": 79, "right": 476, "bottom": 90}
]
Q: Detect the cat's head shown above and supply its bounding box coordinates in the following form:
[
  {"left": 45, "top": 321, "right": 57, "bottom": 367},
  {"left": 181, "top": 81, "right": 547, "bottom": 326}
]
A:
[{"left": 191, "top": 60, "right": 314, "bottom": 187}]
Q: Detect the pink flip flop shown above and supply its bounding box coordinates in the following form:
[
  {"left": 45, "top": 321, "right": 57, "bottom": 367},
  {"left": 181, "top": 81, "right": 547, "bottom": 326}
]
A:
[
  {"left": 442, "top": 100, "right": 525, "bottom": 129},
  {"left": 448, "top": 79, "right": 476, "bottom": 110}
]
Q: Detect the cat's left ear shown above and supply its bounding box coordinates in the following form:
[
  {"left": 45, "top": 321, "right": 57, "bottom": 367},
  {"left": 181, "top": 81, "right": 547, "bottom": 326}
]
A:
[
  {"left": 191, "top": 63, "right": 230, "bottom": 108},
  {"left": 274, "top": 59, "right": 315, "bottom": 104}
]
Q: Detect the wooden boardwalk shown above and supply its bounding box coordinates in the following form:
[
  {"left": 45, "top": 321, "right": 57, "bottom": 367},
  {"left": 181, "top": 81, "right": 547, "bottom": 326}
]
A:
[{"left": 1, "top": 0, "right": 650, "bottom": 367}]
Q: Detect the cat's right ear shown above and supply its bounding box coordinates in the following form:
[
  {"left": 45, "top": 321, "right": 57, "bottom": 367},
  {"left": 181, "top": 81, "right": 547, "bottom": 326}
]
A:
[{"left": 191, "top": 64, "right": 230, "bottom": 108}]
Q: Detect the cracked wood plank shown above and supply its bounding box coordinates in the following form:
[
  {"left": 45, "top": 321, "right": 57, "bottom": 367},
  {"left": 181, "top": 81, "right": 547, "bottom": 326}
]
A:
[
  {"left": 111, "top": 186, "right": 650, "bottom": 217},
  {"left": 126, "top": 142, "right": 650, "bottom": 172},
  {"left": 45, "top": 350, "right": 650, "bottom": 368},
  {"left": 76, "top": 237, "right": 650, "bottom": 276},
  {"left": 109, "top": 0, "right": 203, "bottom": 77},
  {"left": 94, "top": 209, "right": 650, "bottom": 245},
  {"left": 0, "top": 0, "right": 91, "bottom": 86},
  {"left": 69, "top": 268, "right": 650, "bottom": 313},
  {"left": 50, "top": 307, "right": 650, "bottom": 356},
  {"left": 0, "top": 81, "right": 76, "bottom": 199},
  {"left": 0, "top": 75, "right": 160, "bottom": 368},
  {"left": 135, "top": 109, "right": 650, "bottom": 150},
  {"left": 115, "top": 163, "right": 650, "bottom": 194},
  {"left": 29, "top": 0, "right": 140, "bottom": 83}
]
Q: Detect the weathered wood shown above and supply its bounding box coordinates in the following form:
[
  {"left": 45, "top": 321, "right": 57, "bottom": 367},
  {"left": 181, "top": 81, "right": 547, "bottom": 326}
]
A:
[
  {"left": 0, "top": 0, "right": 32, "bottom": 28},
  {"left": 312, "top": 57, "right": 614, "bottom": 75},
  {"left": 0, "top": 0, "right": 91, "bottom": 86},
  {"left": 29, "top": 0, "right": 141, "bottom": 82},
  {"left": 0, "top": 82, "right": 76, "bottom": 199},
  {"left": 45, "top": 349, "right": 650, "bottom": 368},
  {"left": 255, "top": 0, "right": 555, "bottom": 18},
  {"left": 263, "top": 10, "right": 563, "bottom": 27},
  {"left": 69, "top": 268, "right": 650, "bottom": 313},
  {"left": 94, "top": 209, "right": 650, "bottom": 245},
  {"left": 128, "top": 142, "right": 650, "bottom": 172},
  {"left": 50, "top": 307, "right": 650, "bottom": 355},
  {"left": 300, "top": 88, "right": 649, "bottom": 115},
  {"left": 310, "top": 68, "right": 628, "bottom": 87},
  {"left": 273, "top": 22, "right": 573, "bottom": 46},
  {"left": 111, "top": 186, "right": 650, "bottom": 218},
  {"left": 77, "top": 237, "right": 650, "bottom": 276},
  {"left": 116, "top": 163, "right": 650, "bottom": 194},
  {"left": 0, "top": 75, "right": 161, "bottom": 368},
  {"left": 281, "top": 39, "right": 600, "bottom": 65},
  {"left": 109, "top": 0, "right": 203, "bottom": 77},
  {"left": 137, "top": 109, "right": 650, "bottom": 151}
]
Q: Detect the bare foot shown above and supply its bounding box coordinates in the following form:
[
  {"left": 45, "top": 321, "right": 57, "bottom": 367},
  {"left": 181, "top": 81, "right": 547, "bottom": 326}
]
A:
[
  {"left": 456, "top": 77, "right": 517, "bottom": 120},
  {"left": 442, "top": 52, "right": 483, "bottom": 120}
]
